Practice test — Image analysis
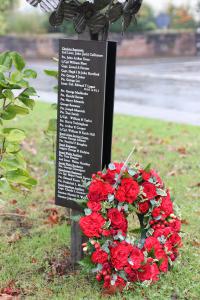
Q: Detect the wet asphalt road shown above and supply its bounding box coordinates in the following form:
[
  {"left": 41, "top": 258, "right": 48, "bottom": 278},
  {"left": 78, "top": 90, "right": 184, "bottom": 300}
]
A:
[{"left": 27, "top": 57, "right": 200, "bottom": 125}]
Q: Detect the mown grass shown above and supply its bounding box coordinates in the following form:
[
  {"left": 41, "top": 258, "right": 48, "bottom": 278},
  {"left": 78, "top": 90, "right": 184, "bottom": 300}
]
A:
[{"left": 0, "top": 101, "right": 200, "bottom": 299}]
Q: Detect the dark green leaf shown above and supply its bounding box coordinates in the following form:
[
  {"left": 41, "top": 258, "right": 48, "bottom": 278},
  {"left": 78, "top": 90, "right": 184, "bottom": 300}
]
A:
[
  {"left": 1, "top": 105, "right": 29, "bottom": 120},
  {"left": 144, "top": 163, "right": 151, "bottom": 173},
  {"left": 18, "top": 96, "right": 35, "bottom": 109},
  {"left": 10, "top": 52, "right": 26, "bottom": 71},
  {"left": 44, "top": 69, "right": 58, "bottom": 78},
  {"left": 3, "top": 90, "right": 14, "bottom": 101},
  {"left": 21, "top": 87, "right": 37, "bottom": 96},
  {"left": 23, "top": 69, "right": 37, "bottom": 79},
  {"left": 0, "top": 51, "right": 12, "bottom": 69}
]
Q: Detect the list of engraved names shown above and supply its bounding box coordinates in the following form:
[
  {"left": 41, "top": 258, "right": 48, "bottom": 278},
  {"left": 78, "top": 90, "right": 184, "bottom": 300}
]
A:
[{"left": 56, "top": 40, "right": 107, "bottom": 204}]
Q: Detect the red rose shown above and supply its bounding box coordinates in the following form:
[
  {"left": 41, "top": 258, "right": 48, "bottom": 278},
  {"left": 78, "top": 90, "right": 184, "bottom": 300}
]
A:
[
  {"left": 107, "top": 208, "right": 127, "bottom": 234},
  {"left": 138, "top": 260, "right": 160, "bottom": 282},
  {"left": 142, "top": 182, "right": 157, "bottom": 200},
  {"left": 88, "top": 179, "right": 113, "bottom": 202},
  {"left": 91, "top": 249, "right": 108, "bottom": 264},
  {"left": 154, "top": 249, "right": 168, "bottom": 272},
  {"left": 79, "top": 212, "right": 106, "bottom": 238},
  {"left": 87, "top": 201, "right": 101, "bottom": 212},
  {"left": 138, "top": 201, "right": 150, "bottom": 214},
  {"left": 115, "top": 178, "right": 139, "bottom": 204},
  {"left": 129, "top": 247, "right": 144, "bottom": 270},
  {"left": 110, "top": 242, "right": 132, "bottom": 270},
  {"left": 144, "top": 237, "right": 161, "bottom": 252}
]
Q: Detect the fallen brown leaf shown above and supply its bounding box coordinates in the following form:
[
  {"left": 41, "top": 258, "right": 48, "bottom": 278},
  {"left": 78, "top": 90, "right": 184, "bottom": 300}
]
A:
[
  {"left": 167, "top": 170, "right": 177, "bottom": 177},
  {"left": 8, "top": 233, "right": 22, "bottom": 244},
  {"left": 44, "top": 208, "right": 59, "bottom": 225},
  {"left": 190, "top": 183, "right": 200, "bottom": 188},
  {"left": 191, "top": 241, "right": 200, "bottom": 247},
  {"left": 177, "top": 147, "right": 187, "bottom": 155},
  {"left": 31, "top": 257, "right": 37, "bottom": 264},
  {"left": 9, "top": 200, "right": 17, "bottom": 205},
  {"left": 15, "top": 208, "right": 26, "bottom": 216},
  {"left": 181, "top": 219, "right": 190, "bottom": 225}
]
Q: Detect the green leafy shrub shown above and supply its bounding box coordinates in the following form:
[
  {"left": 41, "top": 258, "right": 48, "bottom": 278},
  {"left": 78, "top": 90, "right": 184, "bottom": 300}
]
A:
[
  {"left": 0, "top": 0, "right": 16, "bottom": 35},
  {"left": 0, "top": 51, "right": 37, "bottom": 195}
]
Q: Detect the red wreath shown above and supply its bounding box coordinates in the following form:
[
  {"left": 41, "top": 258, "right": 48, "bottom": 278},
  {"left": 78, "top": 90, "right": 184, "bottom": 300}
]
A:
[{"left": 79, "top": 162, "right": 182, "bottom": 292}]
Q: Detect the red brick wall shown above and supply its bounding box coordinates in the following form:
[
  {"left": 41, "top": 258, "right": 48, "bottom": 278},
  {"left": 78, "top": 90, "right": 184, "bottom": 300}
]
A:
[{"left": 0, "top": 32, "right": 197, "bottom": 59}]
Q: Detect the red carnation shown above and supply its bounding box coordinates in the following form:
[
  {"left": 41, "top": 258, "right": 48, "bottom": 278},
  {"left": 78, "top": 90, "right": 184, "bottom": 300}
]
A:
[
  {"left": 169, "top": 219, "right": 181, "bottom": 232},
  {"left": 124, "top": 266, "right": 138, "bottom": 282},
  {"left": 142, "top": 182, "right": 157, "bottom": 200},
  {"left": 152, "top": 207, "right": 161, "bottom": 218},
  {"left": 88, "top": 179, "right": 113, "bottom": 202},
  {"left": 107, "top": 208, "right": 127, "bottom": 234},
  {"left": 160, "top": 192, "right": 173, "bottom": 217},
  {"left": 141, "top": 170, "right": 151, "bottom": 181},
  {"left": 153, "top": 227, "right": 173, "bottom": 238},
  {"left": 79, "top": 212, "right": 106, "bottom": 238},
  {"left": 91, "top": 249, "right": 108, "bottom": 264},
  {"left": 154, "top": 248, "right": 168, "bottom": 272},
  {"left": 103, "top": 275, "right": 126, "bottom": 291},
  {"left": 87, "top": 201, "right": 101, "bottom": 212},
  {"left": 168, "top": 233, "right": 182, "bottom": 249},
  {"left": 102, "top": 162, "right": 124, "bottom": 184},
  {"left": 115, "top": 178, "right": 139, "bottom": 204},
  {"left": 138, "top": 259, "right": 160, "bottom": 282},
  {"left": 110, "top": 242, "right": 132, "bottom": 270},
  {"left": 129, "top": 247, "right": 144, "bottom": 270},
  {"left": 144, "top": 237, "right": 162, "bottom": 252},
  {"left": 138, "top": 201, "right": 150, "bottom": 214}
]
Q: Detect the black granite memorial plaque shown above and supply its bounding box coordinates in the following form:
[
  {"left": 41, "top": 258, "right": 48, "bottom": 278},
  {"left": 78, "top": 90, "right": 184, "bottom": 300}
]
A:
[{"left": 56, "top": 39, "right": 116, "bottom": 210}]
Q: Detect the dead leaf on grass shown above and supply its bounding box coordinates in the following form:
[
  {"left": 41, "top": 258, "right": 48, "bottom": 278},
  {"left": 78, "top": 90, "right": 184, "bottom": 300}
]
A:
[
  {"left": 190, "top": 182, "right": 200, "bottom": 188},
  {"left": 177, "top": 147, "right": 188, "bottom": 156},
  {"left": 9, "top": 200, "right": 17, "bottom": 205},
  {"left": 8, "top": 233, "right": 22, "bottom": 244},
  {"left": 15, "top": 208, "right": 26, "bottom": 216},
  {"left": 44, "top": 208, "right": 59, "bottom": 225},
  {"left": 181, "top": 219, "right": 190, "bottom": 225},
  {"left": 31, "top": 257, "right": 37, "bottom": 264},
  {"left": 191, "top": 240, "right": 200, "bottom": 247}
]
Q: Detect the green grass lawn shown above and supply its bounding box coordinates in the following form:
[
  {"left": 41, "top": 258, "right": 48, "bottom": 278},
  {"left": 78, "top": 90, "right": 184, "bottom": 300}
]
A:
[{"left": 0, "top": 101, "right": 200, "bottom": 299}]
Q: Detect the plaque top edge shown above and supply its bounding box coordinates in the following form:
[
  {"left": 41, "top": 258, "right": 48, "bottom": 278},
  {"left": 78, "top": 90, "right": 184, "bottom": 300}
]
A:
[{"left": 59, "top": 38, "right": 117, "bottom": 45}]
